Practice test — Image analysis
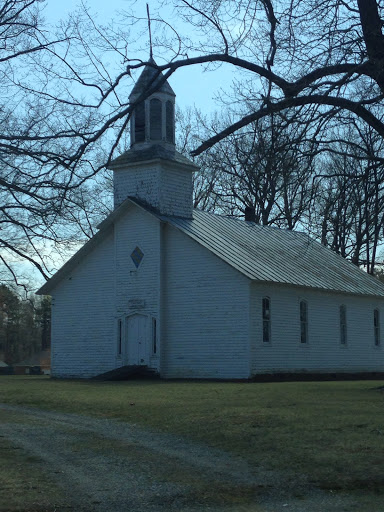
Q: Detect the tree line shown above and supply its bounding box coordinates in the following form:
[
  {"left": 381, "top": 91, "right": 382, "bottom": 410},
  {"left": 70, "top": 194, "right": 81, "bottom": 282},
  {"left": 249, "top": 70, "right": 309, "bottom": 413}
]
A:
[{"left": 0, "top": 285, "right": 51, "bottom": 365}]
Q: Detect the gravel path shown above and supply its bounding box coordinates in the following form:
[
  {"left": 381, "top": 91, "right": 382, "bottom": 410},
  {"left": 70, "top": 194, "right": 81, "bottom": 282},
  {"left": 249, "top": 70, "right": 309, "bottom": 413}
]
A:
[{"left": 0, "top": 404, "right": 362, "bottom": 512}]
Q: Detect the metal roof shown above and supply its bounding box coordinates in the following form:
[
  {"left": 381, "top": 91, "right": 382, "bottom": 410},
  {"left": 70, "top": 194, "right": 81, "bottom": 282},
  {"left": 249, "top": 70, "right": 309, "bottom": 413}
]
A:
[{"left": 161, "top": 208, "right": 384, "bottom": 297}]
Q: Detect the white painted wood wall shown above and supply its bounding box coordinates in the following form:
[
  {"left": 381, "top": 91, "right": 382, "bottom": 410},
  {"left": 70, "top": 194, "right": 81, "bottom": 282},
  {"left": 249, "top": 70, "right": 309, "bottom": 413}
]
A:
[
  {"left": 113, "top": 160, "right": 193, "bottom": 218},
  {"left": 250, "top": 283, "right": 384, "bottom": 374},
  {"left": 161, "top": 224, "right": 251, "bottom": 379},
  {"left": 50, "top": 230, "right": 116, "bottom": 378}
]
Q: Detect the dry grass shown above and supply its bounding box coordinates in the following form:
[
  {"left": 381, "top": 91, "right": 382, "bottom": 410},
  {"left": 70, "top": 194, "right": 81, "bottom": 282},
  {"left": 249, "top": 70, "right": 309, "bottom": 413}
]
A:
[
  {"left": 1, "top": 376, "right": 384, "bottom": 506},
  {"left": 0, "top": 432, "right": 67, "bottom": 512}
]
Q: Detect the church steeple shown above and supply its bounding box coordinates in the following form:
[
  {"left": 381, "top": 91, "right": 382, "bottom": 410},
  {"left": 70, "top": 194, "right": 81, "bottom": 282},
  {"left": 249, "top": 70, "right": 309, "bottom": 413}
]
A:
[
  {"left": 108, "top": 59, "right": 198, "bottom": 218},
  {"left": 129, "top": 59, "right": 176, "bottom": 148}
]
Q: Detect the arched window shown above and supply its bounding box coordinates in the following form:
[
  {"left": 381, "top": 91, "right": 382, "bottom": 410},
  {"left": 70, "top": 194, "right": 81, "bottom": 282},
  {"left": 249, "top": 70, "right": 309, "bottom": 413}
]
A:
[
  {"left": 300, "top": 300, "right": 308, "bottom": 343},
  {"left": 374, "top": 309, "right": 380, "bottom": 346},
  {"left": 134, "top": 102, "right": 145, "bottom": 142},
  {"left": 262, "top": 297, "right": 271, "bottom": 343},
  {"left": 166, "top": 100, "right": 174, "bottom": 143},
  {"left": 150, "top": 98, "right": 162, "bottom": 140},
  {"left": 340, "top": 305, "right": 347, "bottom": 345}
]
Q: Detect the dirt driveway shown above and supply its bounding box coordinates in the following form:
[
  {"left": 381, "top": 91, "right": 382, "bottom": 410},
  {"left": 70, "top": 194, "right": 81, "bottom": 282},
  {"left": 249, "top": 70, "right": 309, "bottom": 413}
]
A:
[{"left": 0, "top": 404, "right": 367, "bottom": 512}]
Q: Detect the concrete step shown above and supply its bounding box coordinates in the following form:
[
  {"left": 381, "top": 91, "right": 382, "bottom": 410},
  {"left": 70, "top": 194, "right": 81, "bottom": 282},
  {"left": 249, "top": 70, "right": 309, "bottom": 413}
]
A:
[{"left": 91, "top": 365, "right": 159, "bottom": 381}]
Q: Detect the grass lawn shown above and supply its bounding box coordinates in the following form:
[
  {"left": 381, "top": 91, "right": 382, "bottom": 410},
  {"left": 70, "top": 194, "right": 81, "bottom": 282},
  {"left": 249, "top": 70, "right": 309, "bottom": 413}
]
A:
[{"left": 1, "top": 376, "right": 384, "bottom": 508}]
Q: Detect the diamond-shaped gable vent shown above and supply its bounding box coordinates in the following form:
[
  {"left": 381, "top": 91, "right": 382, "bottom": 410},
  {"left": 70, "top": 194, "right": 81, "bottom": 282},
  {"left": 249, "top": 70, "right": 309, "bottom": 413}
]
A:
[{"left": 131, "top": 246, "right": 144, "bottom": 268}]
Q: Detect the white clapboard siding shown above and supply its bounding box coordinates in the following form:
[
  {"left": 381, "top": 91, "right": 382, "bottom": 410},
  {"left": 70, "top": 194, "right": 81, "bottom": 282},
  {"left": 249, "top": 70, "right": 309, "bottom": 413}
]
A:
[
  {"left": 50, "top": 231, "right": 116, "bottom": 378},
  {"left": 162, "top": 224, "right": 251, "bottom": 379},
  {"left": 114, "top": 165, "right": 160, "bottom": 209},
  {"left": 114, "top": 205, "right": 161, "bottom": 370},
  {"left": 113, "top": 161, "right": 193, "bottom": 218},
  {"left": 250, "top": 283, "right": 384, "bottom": 374},
  {"left": 158, "top": 166, "right": 193, "bottom": 218}
]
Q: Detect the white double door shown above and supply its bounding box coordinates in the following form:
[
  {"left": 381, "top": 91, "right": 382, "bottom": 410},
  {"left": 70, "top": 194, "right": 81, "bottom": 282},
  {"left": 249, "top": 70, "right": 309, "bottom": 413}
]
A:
[{"left": 125, "top": 314, "right": 149, "bottom": 366}]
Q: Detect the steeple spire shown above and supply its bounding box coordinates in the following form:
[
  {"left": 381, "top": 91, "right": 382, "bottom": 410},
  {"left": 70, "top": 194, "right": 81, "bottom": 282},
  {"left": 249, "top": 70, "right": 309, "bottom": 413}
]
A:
[
  {"left": 146, "top": 4, "right": 153, "bottom": 60},
  {"left": 109, "top": 58, "right": 198, "bottom": 218}
]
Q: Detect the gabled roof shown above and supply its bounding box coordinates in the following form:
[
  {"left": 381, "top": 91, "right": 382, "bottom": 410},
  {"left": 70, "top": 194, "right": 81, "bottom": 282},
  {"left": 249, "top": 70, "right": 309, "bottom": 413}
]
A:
[
  {"left": 130, "top": 58, "right": 175, "bottom": 98},
  {"left": 161, "top": 208, "right": 384, "bottom": 297},
  {"left": 37, "top": 198, "right": 384, "bottom": 298}
]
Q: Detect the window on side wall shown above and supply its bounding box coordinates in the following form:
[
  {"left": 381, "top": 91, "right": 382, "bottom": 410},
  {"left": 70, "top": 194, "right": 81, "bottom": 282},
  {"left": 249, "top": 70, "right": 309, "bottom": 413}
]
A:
[
  {"left": 152, "top": 317, "right": 157, "bottom": 355},
  {"left": 117, "top": 319, "right": 123, "bottom": 356},
  {"left": 374, "top": 309, "right": 380, "bottom": 347},
  {"left": 300, "top": 300, "right": 308, "bottom": 344},
  {"left": 262, "top": 297, "right": 271, "bottom": 343},
  {"left": 340, "top": 305, "right": 347, "bottom": 345}
]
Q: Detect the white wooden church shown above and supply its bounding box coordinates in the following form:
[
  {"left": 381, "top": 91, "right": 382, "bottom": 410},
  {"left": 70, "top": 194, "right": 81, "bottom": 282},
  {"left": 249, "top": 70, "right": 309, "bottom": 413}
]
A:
[{"left": 38, "top": 61, "right": 384, "bottom": 379}]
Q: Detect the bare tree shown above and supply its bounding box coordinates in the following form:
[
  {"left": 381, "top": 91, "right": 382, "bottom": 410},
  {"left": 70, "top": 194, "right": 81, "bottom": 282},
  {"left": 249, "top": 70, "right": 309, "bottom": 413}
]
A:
[
  {"left": 0, "top": 1, "right": 121, "bottom": 287},
  {"left": 4, "top": 0, "right": 384, "bottom": 286},
  {"left": 177, "top": 106, "right": 316, "bottom": 226},
  {"left": 312, "top": 123, "right": 384, "bottom": 273}
]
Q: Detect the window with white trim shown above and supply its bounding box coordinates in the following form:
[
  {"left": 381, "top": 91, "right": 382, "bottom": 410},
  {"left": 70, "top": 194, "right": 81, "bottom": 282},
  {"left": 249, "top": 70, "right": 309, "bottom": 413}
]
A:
[
  {"left": 152, "top": 317, "right": 157, "bottom": 354},
  {"left": 117, "top": 319, "right": 122, "bottom": 356},
  {"left": 300, "top": 300, "right": 308, "bottom": 344},
  {"left": 374, "top": 309, "right": 380, "bottom": 346},
  {"left": 262, "top": 297, "right": 271, "bottom": 343},
  {"left": 340, "top": 305, "right": 347, "bottom": 345}
]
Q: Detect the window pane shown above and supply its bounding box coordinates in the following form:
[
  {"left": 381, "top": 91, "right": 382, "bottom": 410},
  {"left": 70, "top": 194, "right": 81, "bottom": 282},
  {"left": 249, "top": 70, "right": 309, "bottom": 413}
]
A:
[
  {"left": 300, "top": 301, "right": 308, "bottom": 343},
  {"left": 340, "top": 305, "right": 347, "bottom": 344},
  {"left": 150, "top": 98, "right": 162, "bottom": 140},
  {"left": 263, "top": 320, "right": 270, "bottom": 343},
  {"left": 135, "top": 102, "right": 145, "bottom": 142},
  {"left": 262, "top": 297, "right": 271, "bottom": 343},
  {"left": 152, "top": 317, "right": 157, "bottom": 354},
  {"left": 262, "top": 297, "right": 270, "bottom": 320},
  {"left": 118, "top": 319, "right": 122, "bottom": 355},
  {"left": 340, "top": 325, "right": 347, "bottom": 344},
  {"left": 166, "top": 101, "right": 174, "bottom": 143},
  {"left": 300, "top": 322, "right": 307, "bottom": 343},
  {"left": 374, "top": 309, "right": 380, "bottom": 346},
  {"left": 300, "top": 301, "right": 307, "bottom": 322}
]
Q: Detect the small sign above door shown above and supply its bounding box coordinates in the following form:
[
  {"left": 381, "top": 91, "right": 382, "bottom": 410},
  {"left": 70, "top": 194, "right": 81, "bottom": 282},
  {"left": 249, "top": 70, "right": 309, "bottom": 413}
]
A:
[{"left": 128, "top": 299, "right": 146, "bottom": 309}]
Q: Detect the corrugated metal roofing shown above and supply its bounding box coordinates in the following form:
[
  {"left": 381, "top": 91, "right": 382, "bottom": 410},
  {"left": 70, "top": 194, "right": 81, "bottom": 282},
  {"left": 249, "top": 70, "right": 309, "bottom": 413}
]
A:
[{"left": 160, "top": 208, "right": 384, "bottom": 297}]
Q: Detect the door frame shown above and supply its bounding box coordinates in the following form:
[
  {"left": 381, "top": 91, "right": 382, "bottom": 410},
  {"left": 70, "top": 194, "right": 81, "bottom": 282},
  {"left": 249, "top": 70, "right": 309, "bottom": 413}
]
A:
[{"left": 124, "top": 312, "right": 150, "bottom": 366}]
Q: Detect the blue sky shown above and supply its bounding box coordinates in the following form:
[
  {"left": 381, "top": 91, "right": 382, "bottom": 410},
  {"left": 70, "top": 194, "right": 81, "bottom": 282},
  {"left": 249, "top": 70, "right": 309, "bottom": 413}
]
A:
[{"left": 42, "top": 0, "right": 234, "bottom": 114}]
